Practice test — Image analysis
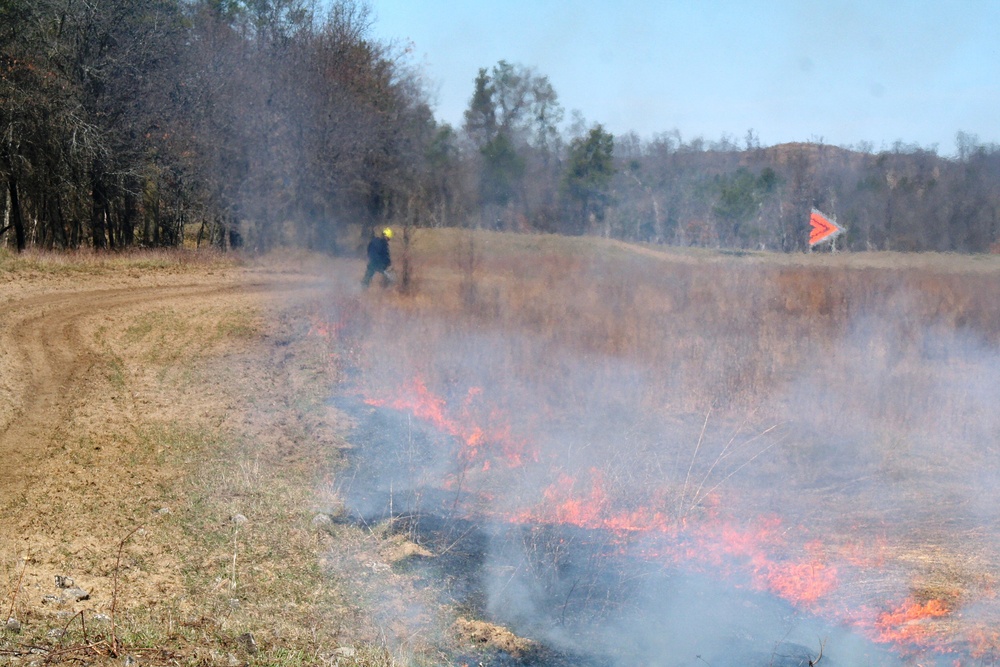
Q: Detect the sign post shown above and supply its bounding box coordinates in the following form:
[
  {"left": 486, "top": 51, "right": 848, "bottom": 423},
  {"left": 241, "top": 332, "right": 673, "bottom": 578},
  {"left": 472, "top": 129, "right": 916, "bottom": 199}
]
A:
[{"left": 809, "top": 209, "right": 845, "bottom": 249}]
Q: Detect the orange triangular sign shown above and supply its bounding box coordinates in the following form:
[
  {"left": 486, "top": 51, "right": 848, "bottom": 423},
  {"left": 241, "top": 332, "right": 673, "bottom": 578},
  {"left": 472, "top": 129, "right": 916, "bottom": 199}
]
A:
[{"left": 809, "top": 209, "right": 844, "bottom": 246}]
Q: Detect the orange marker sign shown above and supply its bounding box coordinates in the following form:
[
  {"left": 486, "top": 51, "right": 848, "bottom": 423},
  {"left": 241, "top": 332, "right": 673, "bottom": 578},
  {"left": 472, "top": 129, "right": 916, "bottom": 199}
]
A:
[{"left": 809, "top": 209, "right": 844, "bottom": 246}]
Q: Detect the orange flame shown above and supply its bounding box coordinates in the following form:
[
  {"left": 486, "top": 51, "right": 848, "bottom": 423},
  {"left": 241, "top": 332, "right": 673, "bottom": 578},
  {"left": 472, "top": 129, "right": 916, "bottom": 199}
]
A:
[
  {"left": 357, "top": 372, "right": 972, "bottom": 657},
  {"left": 874, "top": 598, "right": 949, "bottom": 644},
  {"left": 364, "top": 377, "right": 535, "bottom": 468}
]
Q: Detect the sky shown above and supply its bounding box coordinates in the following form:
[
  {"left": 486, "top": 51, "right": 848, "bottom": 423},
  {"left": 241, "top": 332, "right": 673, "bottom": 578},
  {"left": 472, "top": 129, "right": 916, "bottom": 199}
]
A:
[{"left": 366, "top": 0, "right": 1000, "bottom": 156}]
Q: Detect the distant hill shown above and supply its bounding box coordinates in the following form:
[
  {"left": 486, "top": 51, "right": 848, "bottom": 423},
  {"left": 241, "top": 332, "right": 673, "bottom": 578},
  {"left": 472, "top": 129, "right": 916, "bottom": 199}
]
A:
[{"left": 608, "top": 139, "right": 997, "bottom": 253}]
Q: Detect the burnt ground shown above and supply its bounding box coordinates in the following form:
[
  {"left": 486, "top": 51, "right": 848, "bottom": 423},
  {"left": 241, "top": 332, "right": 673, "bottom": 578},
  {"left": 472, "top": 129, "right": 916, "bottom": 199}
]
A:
[{"left": 332, "top": 395, "right": 910, "bottom": 667}]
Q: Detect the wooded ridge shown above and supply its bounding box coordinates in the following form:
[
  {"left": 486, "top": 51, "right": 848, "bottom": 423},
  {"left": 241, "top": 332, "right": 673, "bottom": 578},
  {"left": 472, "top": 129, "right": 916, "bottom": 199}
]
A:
[{"left": 2, "top": 0, "right": 998, "bottom": 253}]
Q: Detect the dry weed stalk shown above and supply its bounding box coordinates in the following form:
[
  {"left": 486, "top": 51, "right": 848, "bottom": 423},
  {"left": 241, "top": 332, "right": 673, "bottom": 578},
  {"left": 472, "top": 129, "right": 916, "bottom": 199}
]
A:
[
  {"left": 676, "top": 408, "right": 782, "bottom": 522},
  {"left": 231, "top": 527, "right": 239, "bottom": 593},
  {"left": 110, "top": 525, "right": 143, "bottom": 657},
  {"left": 808, "top": 637, "right": 826, "bottom": 666},
  {"left": 4, "top": 553, "right": 27, "bottom": 624},
  {"left": 677, "top": 408, "right": 714, "bottom": 521},
  {"left": 52, "top": 610, "right": 89, "bottom": 651}
]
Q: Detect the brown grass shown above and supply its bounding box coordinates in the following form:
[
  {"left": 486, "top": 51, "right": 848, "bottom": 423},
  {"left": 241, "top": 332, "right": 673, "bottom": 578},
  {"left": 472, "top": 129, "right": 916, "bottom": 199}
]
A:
[
  {"left": 329, "top": 228, "right": 1000, "bottom": 647},
  {"left": 3, "top": 236, "right": 999, "bottom": 661},
  {"left": 0, "top": 251, "right": 415, "bottom": 666},
  {"left": 348, "top": 228, "right": 1000, "bottom": 423}
]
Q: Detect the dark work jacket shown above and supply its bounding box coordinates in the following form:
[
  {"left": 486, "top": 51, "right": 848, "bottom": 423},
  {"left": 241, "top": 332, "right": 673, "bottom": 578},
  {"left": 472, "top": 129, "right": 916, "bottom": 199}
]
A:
[{"left": 367, "top": 236, "right": 391, "bottom": 271}]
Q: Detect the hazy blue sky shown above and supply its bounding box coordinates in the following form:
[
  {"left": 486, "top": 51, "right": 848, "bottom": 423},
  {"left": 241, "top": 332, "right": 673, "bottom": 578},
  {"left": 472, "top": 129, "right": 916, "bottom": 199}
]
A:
[{"left": 367, "top": 0, "right": 1000, "bottom": 156}]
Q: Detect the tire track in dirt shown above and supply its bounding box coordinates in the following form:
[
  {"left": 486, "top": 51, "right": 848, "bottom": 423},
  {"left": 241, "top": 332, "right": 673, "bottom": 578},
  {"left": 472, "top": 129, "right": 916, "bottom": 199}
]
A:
[
  {"left": 0, "top": 281, "right": 278, "bottom": 501},
  {"left": 0, "top": 271, "right": 340, "bottom": 643}
]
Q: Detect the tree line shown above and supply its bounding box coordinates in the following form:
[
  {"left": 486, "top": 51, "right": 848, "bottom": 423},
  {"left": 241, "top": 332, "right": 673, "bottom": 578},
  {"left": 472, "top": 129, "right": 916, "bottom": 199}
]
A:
[
  {"left": 3, "top": 0, "right": 999, "bottom": 254},
  {"left": 609, "top": 132, "right": 1000, "bottom": 252},
  {"left": 1, "top": 0, "right": 436, "bottom": 252}
]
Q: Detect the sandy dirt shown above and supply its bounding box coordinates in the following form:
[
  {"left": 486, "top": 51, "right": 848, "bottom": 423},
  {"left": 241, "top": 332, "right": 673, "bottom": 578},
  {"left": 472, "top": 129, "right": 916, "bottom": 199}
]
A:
[{"left": 0, "top": 262, "right": 330, "bottom": 634}]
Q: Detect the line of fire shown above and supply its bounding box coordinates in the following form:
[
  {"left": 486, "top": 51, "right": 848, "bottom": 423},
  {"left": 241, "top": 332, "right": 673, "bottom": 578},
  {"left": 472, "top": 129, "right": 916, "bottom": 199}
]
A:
[{"left": 307, "top": 271, "right": 1000, "bottom": 667}]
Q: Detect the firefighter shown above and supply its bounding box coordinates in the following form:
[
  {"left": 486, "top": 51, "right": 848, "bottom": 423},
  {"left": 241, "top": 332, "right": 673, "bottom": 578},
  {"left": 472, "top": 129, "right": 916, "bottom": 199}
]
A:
[{"left": 362, "top": 227, "right": 393, "bottom": 287}]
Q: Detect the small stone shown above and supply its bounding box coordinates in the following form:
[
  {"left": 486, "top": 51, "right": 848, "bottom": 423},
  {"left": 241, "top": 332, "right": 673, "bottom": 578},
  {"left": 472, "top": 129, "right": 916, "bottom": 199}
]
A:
[
  {"left": 124, "top": 655, "right": 138, "bottom": 666},
  {"left": 156, "top": 507, "right": 171, "bottom": 516},
  {"left": 46, "top": 628, "right": 65, "bottom": 638},
  {"left": 226, "top": 653, "right": 240, "bottom": 667},
  {"left": 237, "top": 632, "right": 258, "bottom": 655},
  {"left": 333, "top": 647, "right": 356, "bottom": 658},
  {"left": 5, "top": 617, "right": 21, "bottom": 633},
  {"left": 54, "top": 575, "right": 74, "bottom": 589},
  {"left": 41, "top": 594, "right": 60, "bottom": 605},
  {"left": 311, "top": 513, "right": 332, "bottom": 528},
  {"left": 230, "top": 514, "right": 248, "bottom": 526},
  {"left": 92, "top": 613, "right": 111, "bottom": 622},
  {"left": 64, "top": 587, "right": 90, "bottom": 601}
]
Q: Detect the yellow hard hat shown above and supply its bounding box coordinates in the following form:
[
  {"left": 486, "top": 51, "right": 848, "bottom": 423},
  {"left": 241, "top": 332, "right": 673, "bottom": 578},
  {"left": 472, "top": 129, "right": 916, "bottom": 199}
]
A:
[{"left": 382, "top": 227, "right": 393, "bottom": 239}]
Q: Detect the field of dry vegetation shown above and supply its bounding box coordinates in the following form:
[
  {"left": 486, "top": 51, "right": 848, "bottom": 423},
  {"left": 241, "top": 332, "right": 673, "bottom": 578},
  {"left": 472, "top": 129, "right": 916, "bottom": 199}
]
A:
[
  {"left": 333, "top": 230, "right": 1000, "bottom": 663},
  {"left": 2, "top": 233, "right": 1000, "bottom": 665}
]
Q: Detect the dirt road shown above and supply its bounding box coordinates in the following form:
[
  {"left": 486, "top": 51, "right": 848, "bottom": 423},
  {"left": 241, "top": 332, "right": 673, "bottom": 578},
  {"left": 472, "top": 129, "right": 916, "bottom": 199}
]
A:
[
  {"left": 0, "top": 262, "right": 334, "bottom": 640},
  {"left": 2, "top": 284, "right": 230, "bottom": 495}
]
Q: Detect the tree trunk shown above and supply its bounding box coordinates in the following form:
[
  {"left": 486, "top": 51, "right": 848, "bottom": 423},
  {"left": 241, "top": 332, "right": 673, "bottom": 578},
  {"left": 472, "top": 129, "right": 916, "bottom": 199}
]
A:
[
  {"left": 91, "top": 176, "right": 108, "bottom": 249},
  {"left": 8, "top": 176, "right": 27, "bottom": 252},
  {"left": 38, "top": 194, "right": 51, "bottom": 249},
  {"left": 1, "top": 180, "right": 7, "bottom": 238},
  {"left": 70, "top": 210, "right": 82, "bottom": 248},
  {"left": 53, "top": 198, "right": 69, "bottom": 249},
  {"left": 120, "top": 188, "right": 137, "bottom": 248}
]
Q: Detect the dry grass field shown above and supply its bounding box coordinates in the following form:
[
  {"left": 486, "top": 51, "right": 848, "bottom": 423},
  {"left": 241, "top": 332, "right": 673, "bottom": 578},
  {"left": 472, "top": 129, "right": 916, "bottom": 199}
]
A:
[
  {"left": 2, "top": 234, "right": 1000, "bottom": 665},
  {"left": 331, "top": 229, "right": 1000, "bottom": 664}
]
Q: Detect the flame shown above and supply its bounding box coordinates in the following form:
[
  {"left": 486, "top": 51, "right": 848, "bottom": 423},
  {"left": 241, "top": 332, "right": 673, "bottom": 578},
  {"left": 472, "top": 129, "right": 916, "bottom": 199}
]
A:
[
  {"left": 507, "top": 469, "right": 840, "bottom": 610},
  {"left": 364, "top": 377, "right": 535, "bottom": 467},
  {"left": 874, "top": 598, "right": 950, "bottom": 645},
  {"left": 295, "top": 299, "right": 995, "bottom": 660},
  {"left": 759, "top": 559, "right": 838, "bottom": 604},
  {"left": 350, "top": 368, "right": 971, "bottom": 658}
]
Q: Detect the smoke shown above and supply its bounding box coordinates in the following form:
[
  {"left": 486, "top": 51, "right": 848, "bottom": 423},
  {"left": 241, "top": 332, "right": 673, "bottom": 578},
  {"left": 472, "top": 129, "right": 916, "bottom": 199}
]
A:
[
  {"left": 783, "top": 300, "right": 1000, "bottom": 516},
  {"left": 321, "top": 257, "right": 1000, "bottom": 664}
]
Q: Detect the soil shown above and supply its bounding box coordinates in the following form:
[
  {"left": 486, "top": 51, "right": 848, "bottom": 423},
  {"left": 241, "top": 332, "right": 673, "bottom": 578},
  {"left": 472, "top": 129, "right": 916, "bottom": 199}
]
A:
[{"left": 0, "top": 260, "right": 328, "bottom": 635}]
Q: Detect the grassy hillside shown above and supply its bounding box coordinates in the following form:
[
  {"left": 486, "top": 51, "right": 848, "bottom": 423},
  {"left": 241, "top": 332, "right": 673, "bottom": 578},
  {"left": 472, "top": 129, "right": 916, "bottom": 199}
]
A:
[{"left": 329, "top": 229, "right": 1000, "bottom": 659}]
